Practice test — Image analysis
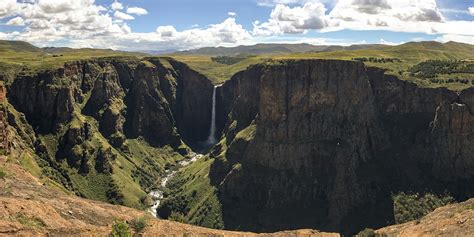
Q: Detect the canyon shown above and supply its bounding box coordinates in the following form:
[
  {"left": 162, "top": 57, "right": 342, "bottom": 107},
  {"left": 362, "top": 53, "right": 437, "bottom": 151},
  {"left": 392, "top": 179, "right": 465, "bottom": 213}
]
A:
[{"left": 2, "top": 57, "right": 474, "bottom": 235}]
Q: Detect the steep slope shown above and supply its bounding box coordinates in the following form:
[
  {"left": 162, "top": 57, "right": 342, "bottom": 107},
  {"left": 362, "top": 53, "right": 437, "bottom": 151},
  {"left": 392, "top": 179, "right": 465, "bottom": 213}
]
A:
[
  {"left": 4, "top": 57, "right": 214, "bottom": 209},
  {"left": 0, "top": 153, "right": 340, "bottom": 237},
  {"left": 166, "top": 59, "right": 474, "bottom": 234},
  {"left": 1, "top": 151, "right": 472, "bottom": 237}
]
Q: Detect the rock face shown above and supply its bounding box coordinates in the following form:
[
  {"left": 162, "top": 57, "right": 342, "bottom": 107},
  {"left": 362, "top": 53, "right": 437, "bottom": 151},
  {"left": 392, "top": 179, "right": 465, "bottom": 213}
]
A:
[
  {"left": 211, "top": 60, "right": 474, "bottom": 234},
  {"left": 6, "top": 57, "right": 214, "bottom": 206},
  {"left": 8, "top": 58, "right": 213, "bottom": 148}
]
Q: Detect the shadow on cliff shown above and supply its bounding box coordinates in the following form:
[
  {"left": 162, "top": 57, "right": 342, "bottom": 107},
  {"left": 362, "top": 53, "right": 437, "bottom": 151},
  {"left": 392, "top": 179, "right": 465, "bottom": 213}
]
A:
[{"left": 205, "top": 61, "right": 474, "bottom": 236}]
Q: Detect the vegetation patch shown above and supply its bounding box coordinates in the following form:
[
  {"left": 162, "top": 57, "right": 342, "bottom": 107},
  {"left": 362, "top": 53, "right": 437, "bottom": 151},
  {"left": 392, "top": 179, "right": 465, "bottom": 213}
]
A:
[
  {"left": 13, "top": 213, "right": 46, "bottom": 228},
  {"left": 211, "top": 55, "right": 253, "bottom": 65},
  {"left": 392, "top": 192, "right": 455, "bottom": 224},
  {"left": 0, "top": 167, "right": 7, "bottom": 179},
  {"left": 129, "top": 216, "right": 148, "bottom": 233},
  {"left": 111, "top": 220, "right": 132, "bottom": 237},
  {"left": 157, "top": 158, "right": 224, "bottom": 229}
]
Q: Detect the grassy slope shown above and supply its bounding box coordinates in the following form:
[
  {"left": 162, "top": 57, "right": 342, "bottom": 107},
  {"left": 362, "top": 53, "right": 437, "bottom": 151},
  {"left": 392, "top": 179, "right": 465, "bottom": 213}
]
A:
[
  {"left": 0, "top": 40, "right": 146, "bottom": 79},
  {"left": 171, "top": 41, "right": 474, "bottom": 89}
]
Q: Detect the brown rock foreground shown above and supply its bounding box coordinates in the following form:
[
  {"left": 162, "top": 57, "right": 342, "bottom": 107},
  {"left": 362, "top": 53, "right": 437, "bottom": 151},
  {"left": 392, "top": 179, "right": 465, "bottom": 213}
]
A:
[
  {"left": 376, "top": 199, "right": 474, "bottom": 237},
  {"left": 0, "top": 156, "right": 338, "bottom": 237}
]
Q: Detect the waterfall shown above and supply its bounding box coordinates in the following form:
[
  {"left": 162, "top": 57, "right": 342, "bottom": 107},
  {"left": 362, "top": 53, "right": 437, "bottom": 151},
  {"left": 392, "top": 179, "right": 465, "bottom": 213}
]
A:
[{"left": 206, "top": 85, "right": 218, "bottom": 144}]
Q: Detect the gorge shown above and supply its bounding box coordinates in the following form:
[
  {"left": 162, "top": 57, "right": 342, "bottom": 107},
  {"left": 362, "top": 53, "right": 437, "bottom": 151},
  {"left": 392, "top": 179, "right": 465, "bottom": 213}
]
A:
[{"left": 2, "top": 57, "right": 474, "bottom": 235}]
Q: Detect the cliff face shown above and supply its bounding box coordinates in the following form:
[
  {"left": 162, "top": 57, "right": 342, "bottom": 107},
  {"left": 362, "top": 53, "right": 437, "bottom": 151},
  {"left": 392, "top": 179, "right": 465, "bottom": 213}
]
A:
[
  {"left": 212, "top": 60, "right": 474, "bottom": 234},
  {"left": 9, "top": 58, "right": 213, "bottom": 148},
  {"left": 6, "top": 57, "right": 214, "bottom": 206}
]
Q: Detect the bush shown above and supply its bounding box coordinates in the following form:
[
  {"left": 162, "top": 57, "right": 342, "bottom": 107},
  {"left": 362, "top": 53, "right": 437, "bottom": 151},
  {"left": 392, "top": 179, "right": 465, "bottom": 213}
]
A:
[
  {"left": 357, "top": 228, "right": 375, "bottom": 237},
  {"left": 169, "top": 212, "right": 186, "bottom": 223},
  {"left": 111, "top": 221, "right": 131, "bottom": 237},
  {"left": 393, "top": 192, "right": 455, "bottom": 224},
  {"left": 129, "top": 216, "right": 148, "bottom": 233}
]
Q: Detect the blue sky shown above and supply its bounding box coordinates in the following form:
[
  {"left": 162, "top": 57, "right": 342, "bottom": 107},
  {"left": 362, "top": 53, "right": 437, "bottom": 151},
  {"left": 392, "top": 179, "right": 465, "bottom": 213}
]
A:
[{"left": 0, "top": 0, "right": 473, "bottom": 50}]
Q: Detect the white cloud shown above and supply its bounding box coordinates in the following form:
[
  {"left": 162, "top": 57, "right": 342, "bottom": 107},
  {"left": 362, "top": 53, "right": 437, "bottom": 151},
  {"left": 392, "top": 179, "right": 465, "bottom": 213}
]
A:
[
  {"left": 156, "top": 25, "right": 177, "bottom": 37},
  {"left": 6, "top": 17, "right": 25, "bottom": 26},
  {"left": 469, "top": 7, "right": 474, "bottom": 15},
  {"left": 127, "top": 7, "right": 148, "bottom": 15},
  {"left": 257, "top": 0, "right": 334, "bottom": 7},
  {"left": 0, "top": 0, "right": 20, "bottom": 18},
  {"left": 2, "top": 0, "right": 473, "bottom": 52},
  {"left": 253, "top": 2, "right": 329, "bottom": 35},
  {"left": 111, "top": 1, "right": 123, "bottom": 11},
  {"left": 228, "top": 12, "right": 237, "bottom": 17},
  {"left": 438, "top": 34, "right": 474, "bottom": 45},
  {"left": 0, "top": 0, "right": 253, "bottom": 52},
  {"left": 379, "top": 38, "right": 401, "bottom": 45},
  {"left": 114, "top": 11, "right": 134, "bottom": 20}
]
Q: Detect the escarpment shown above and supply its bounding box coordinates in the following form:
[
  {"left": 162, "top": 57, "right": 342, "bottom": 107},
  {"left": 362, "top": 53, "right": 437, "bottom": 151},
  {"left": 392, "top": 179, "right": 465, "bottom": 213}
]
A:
[
  {"left": 6, "top": 57, "right": 214, "bottom": 207},
  {"left": 210, "top": 60, "right": 474, "bottom": 234}
]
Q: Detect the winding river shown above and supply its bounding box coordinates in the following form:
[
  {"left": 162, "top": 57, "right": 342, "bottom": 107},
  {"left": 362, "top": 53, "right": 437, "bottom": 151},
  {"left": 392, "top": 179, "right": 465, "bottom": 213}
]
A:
[{"left": 149, "top": 85, "right": 219, "bottom": 217}]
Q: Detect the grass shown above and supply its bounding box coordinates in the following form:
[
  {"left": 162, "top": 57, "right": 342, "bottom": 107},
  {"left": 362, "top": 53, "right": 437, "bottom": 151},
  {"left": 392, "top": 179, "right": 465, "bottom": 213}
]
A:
[
  {"left": 170, "top": 41, "right": 474, "bottom": 89},
  {"left": 129, "top": 215, "right": 149, "bottom": 233},
  {"left": 19, "top": 152, "right": 42, "bottom": 177},
  {"left": 0, "top": 40, "right": 146, "bottom": 82},
  {"left": 0, "top": 167, "right": 7, "bottom": 179},
  {"left": 161, "top": 157, "right": 224, "bottom": 229},
  {"left": 13, "top": 213, "right": 46, "bottom": 228}
]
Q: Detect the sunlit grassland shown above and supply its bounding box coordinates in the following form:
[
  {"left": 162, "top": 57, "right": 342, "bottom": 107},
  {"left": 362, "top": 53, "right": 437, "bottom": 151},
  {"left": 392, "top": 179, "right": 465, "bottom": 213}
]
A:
[{"left": 171, "top": 42, "right": 474, "bottom": 89}]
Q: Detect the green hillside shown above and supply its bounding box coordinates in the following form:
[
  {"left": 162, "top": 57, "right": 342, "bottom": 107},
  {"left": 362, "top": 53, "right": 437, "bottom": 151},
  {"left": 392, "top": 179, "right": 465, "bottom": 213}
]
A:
[
  {"left": 172, "top": 41, "right": 474, "bottom": 89},
  {"left": 0, "top": 40, "right": 147, "bottom": 80}
]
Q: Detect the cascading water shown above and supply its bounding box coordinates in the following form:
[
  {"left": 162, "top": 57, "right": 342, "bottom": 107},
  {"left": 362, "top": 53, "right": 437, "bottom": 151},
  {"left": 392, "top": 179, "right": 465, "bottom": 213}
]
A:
[
  {"left": 206, "top": 85, "right": 218, "bottom": 144},
  {"left": 148, "top": 85, "right": 219, "bottom": 217}
]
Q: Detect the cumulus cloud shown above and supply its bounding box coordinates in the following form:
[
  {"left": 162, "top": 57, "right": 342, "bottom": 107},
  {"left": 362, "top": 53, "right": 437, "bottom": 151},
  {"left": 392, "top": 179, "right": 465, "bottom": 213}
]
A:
[
  {"left": 111, "top": 1, "right": 123, "bottom": 11},
  {"left": 0, "top": 0, "right": 252, "bottom": 51},
  {"left": 469, "top": 7, "right": 474, "bottom": 15},
  {"left": 352, "top": 0, "right": 391, "bottom": 14},
  {"left": 253, "top": 1, "right": 329, "bottom": 35},
  {"left": 0, "top": 0, "right": 20, "bottom": 18},
  {"left": 257, "top": 0, "right": 334, "bottom": 7},
  {"left": 156, "top": 25, "right": 177, "bottom": 37},
  {"left": 252, "top": 0, "right": 473, "bottom": 46},
  {"left": 127, "top": 7, "right": 148, "bottom": 15},
  {"left": 6, "top": 17, "right": 25, "bottom": 26},
  {"left": 1, "top": 0, "right": 473, "bottom": 52},
  {"left": 114, "top": 11, "right": 134, "bottom": 20}
]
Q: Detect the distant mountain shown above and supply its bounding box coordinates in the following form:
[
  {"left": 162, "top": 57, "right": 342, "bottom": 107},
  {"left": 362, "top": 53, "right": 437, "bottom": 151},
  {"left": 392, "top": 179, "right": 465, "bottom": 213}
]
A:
[
  {"left": 140, "top": 49, "right": 179, "bottom": 55},
  {"left": 0, "top": 40, "right": 43, "bottom": 53},
  {"left": 174, "top": 43, "right": 387, "bottom": 56}
]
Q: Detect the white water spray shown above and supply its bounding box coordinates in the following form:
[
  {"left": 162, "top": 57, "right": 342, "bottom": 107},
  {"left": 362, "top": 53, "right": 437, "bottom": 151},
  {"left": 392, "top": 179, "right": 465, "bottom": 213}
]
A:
[{"left": 206, "top": 85, "right": 218, "bottom": 144}]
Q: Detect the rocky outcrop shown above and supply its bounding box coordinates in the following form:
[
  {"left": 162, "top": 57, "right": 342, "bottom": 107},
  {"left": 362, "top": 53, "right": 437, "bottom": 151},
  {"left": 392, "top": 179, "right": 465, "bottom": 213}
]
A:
[
  {"left": 8, "top": 58, "right": 214, "bottom": 148},
  {"left": 213, "top": 60, "right": 389, "bottom": 233},
  {"left": 8, "top": 71, "right": 76, "bottom": 134},
  {"left": 168, "top": 60, "right": 214, "bottom": 143},
  {"left": 431, "top": 102, "right": 474, "bottom": 181},
  {"left": 211, "top": 60, "right": 474, "bottom": 234},
  {"left": 6, "top": 57, "right": 214, "bottom": 207}
]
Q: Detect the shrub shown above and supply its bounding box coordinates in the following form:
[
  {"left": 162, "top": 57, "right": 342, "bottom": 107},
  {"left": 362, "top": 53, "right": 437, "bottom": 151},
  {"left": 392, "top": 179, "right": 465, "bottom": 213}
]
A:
[
  {"left": 393, "top": 192, "right": 455, "bottom": 224},
  {"left": 169, "top": 212, "right": 186, "bottom": 223},
  {"left": 111, "top": 221, "right": 131, "bottom": 237},
  {"left": 0, "top": 168, "right": 6, "bottom": 179},
  {"left": 129, "top": 216, "right": 148, "bottom": 233},
  {"left": 357, "top": 228, "right": 375, "bottom": 237}
]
